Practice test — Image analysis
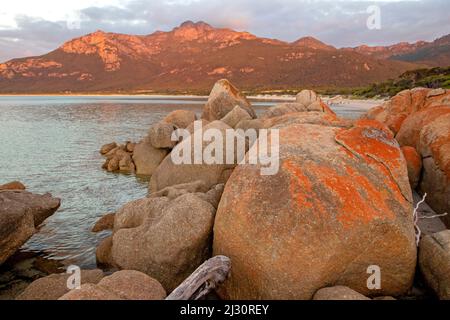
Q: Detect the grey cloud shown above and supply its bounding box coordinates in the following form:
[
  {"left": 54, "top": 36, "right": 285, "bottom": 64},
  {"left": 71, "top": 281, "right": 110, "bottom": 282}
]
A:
[{"left": 0, "top": 0, "right": 449, "bottom": 62}]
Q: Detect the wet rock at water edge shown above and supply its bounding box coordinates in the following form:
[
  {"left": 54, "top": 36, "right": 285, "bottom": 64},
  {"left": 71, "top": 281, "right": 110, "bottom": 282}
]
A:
[{"left": 0, "top": 190, "right": 61, "bottom": 265}]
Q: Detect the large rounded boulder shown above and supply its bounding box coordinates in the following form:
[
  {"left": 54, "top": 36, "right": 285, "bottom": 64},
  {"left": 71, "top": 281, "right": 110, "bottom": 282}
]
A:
[
  {"left": 364, "top": 88, "right": 450, "bottom": 135},
  {"left": 149, "top": 120, "right": 238, "bottom": 192},
  {"left": 107, "top": 192, "right": 216, "bottom": 291},
  {"left": 213, "top": 120, "right": 416, "bottom": 299}
]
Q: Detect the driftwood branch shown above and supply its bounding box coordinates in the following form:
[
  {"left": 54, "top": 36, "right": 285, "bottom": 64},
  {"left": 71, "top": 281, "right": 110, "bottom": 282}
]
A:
[
  {"left": 413, "top": 193, "right": 427, "bottom": 246},
  {"left": 413, "top": 193, "right": 449, "bottom": 246},
  {"left": 166, "top": 255, "right": 231, "bottom": 300}
]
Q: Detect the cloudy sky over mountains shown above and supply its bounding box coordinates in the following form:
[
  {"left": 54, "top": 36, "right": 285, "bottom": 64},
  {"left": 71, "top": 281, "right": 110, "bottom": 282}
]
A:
[{"left": 0, "top": 0, "right": 449, "bottom": 62}]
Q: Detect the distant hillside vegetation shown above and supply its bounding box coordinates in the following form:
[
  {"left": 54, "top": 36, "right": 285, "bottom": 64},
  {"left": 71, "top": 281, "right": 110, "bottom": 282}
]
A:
[{"left": 353, "top": 66, "right": 450, "bottom": 98}]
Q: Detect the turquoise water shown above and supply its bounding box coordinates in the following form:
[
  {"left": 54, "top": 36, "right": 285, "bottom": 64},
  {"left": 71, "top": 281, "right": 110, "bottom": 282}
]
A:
[{"left": 0, "top": 96, "right": 367, "bottom": 268}]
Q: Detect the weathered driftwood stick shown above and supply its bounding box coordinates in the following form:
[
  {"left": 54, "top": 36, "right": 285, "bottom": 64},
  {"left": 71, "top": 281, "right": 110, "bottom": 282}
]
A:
[{"left": 166, "top": 255, "right": 231, "bottom": 300}]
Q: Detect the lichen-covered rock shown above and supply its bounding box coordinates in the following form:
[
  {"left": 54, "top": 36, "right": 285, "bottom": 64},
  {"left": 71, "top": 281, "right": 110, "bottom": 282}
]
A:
[
  {"left": 419, "top": 230, "right": 450, "bottom": 300},
  {"left": 0, "top": 191, "right": 60, "bottom": 264},
  {"left": 364, "top": 88, "right": 450, "bottom": 135},
  {"left": 401, "top": 146, "right": 422, "bottom": 189},
  {"left": 313, "top": 286, "right": 371, "bottom": 300},
  {"left": 396, "top": 106, "right": 450, "bottom": 148},
  {"left": 201, "top": 79, "right": 256, "bottom": 121},
  {"left": 16, "top": 269, "right": 104, "bottom": 300},
  {"left": 59, "top": 270, "right": 166, "bottom": 300},
  {"left": 417, "top": 112, "right": 450, "bottom": 226},
  {"left": 364, "top": 89, "right": 450, "bottom": 226},
  {"left": 213, "top": 120, "right": 416, "bottom": 299}
]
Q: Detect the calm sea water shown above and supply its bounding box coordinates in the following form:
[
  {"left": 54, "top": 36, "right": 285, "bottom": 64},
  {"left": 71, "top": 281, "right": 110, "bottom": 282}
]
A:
[{"left": 0, "top": 96, "right": 370, "bottom": 268}]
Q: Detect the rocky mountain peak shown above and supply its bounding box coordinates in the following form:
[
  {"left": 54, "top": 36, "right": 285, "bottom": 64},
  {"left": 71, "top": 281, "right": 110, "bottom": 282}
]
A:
[
  {"left": 179, "top": 20, "right": 213, "bottom": 30},
  {"left": 291, "top": 36, "right": 335, "bottom": 50}
]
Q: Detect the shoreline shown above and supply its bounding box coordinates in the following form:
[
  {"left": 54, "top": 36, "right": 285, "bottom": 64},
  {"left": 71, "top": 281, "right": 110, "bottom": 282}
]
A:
[{"left": 0, "top": 93, "right": 386, "bottom": 106}]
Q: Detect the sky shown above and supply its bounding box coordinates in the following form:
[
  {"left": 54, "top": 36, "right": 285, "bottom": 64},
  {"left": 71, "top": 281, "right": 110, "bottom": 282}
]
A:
[{"left": 0, "top": 0, "right": 449, "bottom": 62}]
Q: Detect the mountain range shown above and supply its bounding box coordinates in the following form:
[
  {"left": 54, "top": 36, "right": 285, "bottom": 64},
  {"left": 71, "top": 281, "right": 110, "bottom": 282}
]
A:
[{"left": 0, "top": 21, "right": 448, "bottom": 94}]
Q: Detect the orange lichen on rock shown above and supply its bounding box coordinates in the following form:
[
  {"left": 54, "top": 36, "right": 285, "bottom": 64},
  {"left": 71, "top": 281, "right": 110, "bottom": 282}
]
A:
[
  {"left": 213, "top": 121, "right": 416, "bottom": 300},
  {"left": 401, "top": 146, "right": 422, "bottom": 189},
  {"left": 282, "top": 159, "right": 314, "bottom": 210},
  {"left": 365, "top": 89, "right": 450, "bottom": 224},
  {"left": 282, "top": 158, "right": 396, "bottom": 228},
  {"left": 419, "top": 114, "right": 450, "bottom": 179},
  {"left": 335, "top": 125, "right": 411, "bottom": 203},
  {"left": 336, "top": 126, "right": 401, "bottom": 173},
  {"left": 396, "top": 105, "right": 450, "bottom": 148},
  {"left": 325, "top": 164, "right": 396, "bottom": 228},
  {"left": 353, "top": 119, "right": 394, "bottom": 137}
]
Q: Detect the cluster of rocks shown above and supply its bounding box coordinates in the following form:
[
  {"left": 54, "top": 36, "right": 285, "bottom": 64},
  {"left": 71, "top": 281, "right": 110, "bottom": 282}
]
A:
[
  {"left": 364, "top": 88, "right": 449, "bottom": 227},
  {"left": 93, "top": 80, "right": 450, "bottom": 300},
  {"left": 16, "top": 269, "right": 166, "bottom": 300},
  {"left": 94, "top": 181, "right": 223, "bottom": 292},
  {"left": 0, "top": 181, "right": 60, "bottom": 265},
  {"left": 100, "top": 141, "right": 137, "bottom": 173},
  {"left": 13, "top": 81, "right": 450, "bottom": 300},
  {"left": 101, "top": 109, "right": 198, "bottom": 175}
]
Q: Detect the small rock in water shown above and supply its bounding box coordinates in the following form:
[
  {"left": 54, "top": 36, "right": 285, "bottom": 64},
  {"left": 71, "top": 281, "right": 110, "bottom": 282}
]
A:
[
  {"left": 100, "top": 142, "right": 117, "bottom": 155},
  {"left": 0, "top": 181, "right": 26, "bottom": 191}
]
